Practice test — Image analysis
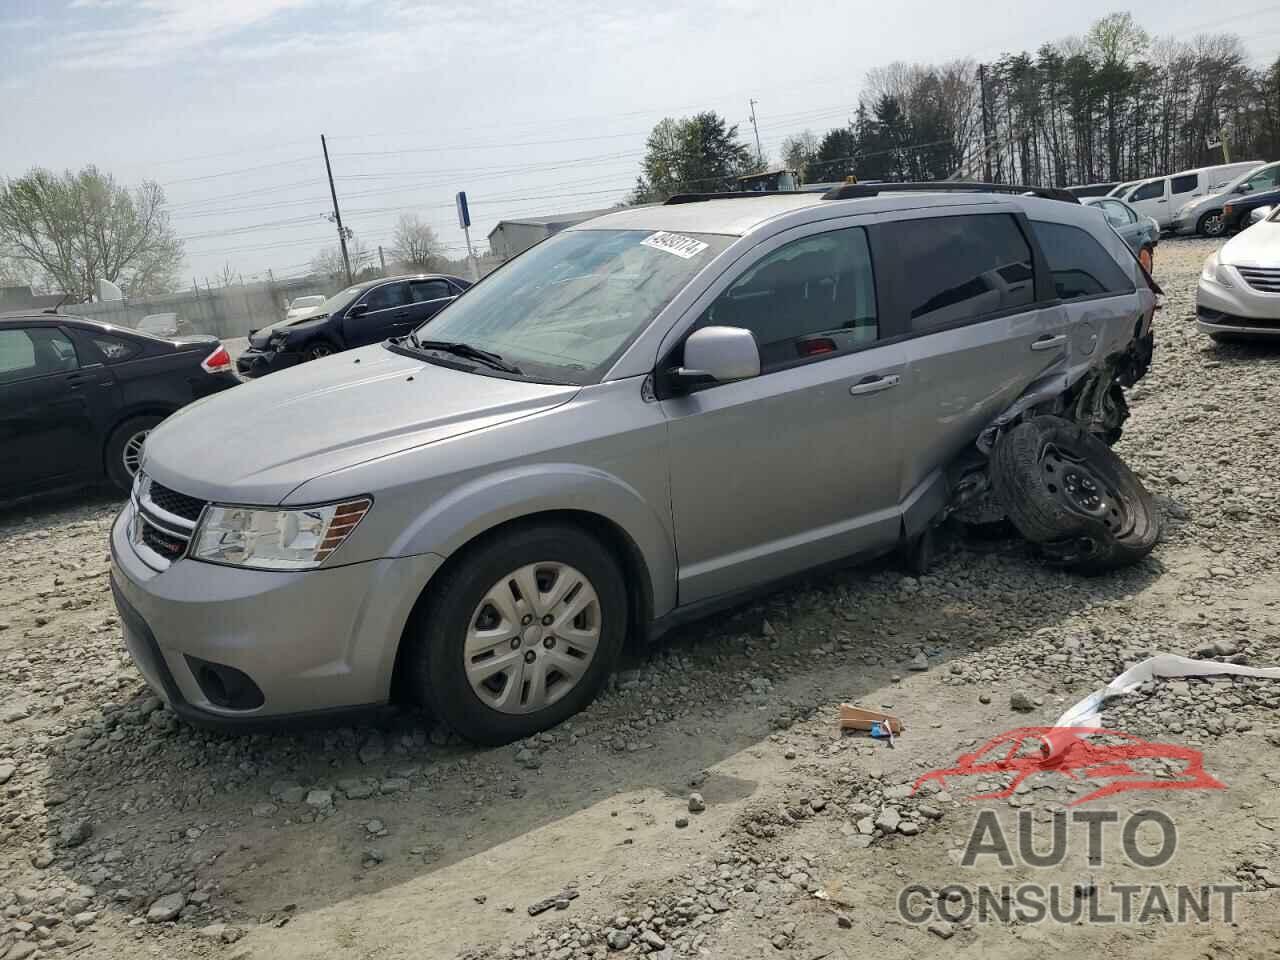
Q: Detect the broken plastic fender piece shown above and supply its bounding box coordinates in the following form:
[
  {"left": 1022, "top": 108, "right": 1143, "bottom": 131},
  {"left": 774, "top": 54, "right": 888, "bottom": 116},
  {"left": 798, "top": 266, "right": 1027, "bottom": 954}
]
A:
[
  {"left": 1055, "top": 653, "right": 1280, "bottom": 729},
  {"left": 838, "top": 703, "right": 904, "bottom": 735}
]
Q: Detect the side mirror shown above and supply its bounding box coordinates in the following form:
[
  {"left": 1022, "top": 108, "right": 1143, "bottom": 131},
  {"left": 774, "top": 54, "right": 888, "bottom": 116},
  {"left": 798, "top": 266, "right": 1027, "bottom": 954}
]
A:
[
  {"left": 347, "top": 303, "right": 369, "bottom": 318},
  {"left": 672, "top": 326, "right": 760, "bottom": 388},
  {"left": 1237, "top": 184, "right": 1251, "bottom": 193},
  {"left": 1250, "top": 205, "right": 1274, "bottom": 224}
]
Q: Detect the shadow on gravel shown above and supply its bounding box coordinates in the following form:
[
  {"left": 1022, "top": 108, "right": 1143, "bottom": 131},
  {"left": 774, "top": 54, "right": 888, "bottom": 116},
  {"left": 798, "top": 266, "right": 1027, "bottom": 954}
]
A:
[
  {"left": 34, "top": 522, "right": 1161, "bottom": 929},
  {"left": 0, "top": 486, "right": 122, "bottom": 529}
]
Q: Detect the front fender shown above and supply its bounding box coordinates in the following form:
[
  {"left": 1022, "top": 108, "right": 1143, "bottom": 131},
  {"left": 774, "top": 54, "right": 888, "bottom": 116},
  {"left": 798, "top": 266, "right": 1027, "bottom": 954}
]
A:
[{"left": 389, "top": 463, "right": 677, "bottom": 617}]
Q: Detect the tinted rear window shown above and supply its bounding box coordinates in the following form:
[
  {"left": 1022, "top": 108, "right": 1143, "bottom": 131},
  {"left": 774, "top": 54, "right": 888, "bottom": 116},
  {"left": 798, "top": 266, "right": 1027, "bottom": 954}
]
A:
[
  {"left": 1171, "top": 174, "right": 1198, "bottom": 195},
  {"left": 881, "top": 214, "right": 1035, "bottom": 333},
  {"left": 1030, "top": 221, "right": 1135, "bottom": 301}
]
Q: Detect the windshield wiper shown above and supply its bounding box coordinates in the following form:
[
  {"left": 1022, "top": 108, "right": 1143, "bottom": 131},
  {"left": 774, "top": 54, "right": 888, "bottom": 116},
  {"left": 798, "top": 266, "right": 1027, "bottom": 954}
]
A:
[{"left": 411, "top": 338, "right": 522, "bottom": 374}]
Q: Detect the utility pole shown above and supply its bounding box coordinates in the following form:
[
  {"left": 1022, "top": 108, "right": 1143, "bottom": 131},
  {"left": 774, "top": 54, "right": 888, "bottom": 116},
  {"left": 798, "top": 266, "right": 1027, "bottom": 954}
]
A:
[
  {"left": 748, "top": 99, "right": 764, "bottom": 167},
  {"left": 978, "top": 64, "right": 993, "bottom": 183},
  {"left": 321, "top": 134, "right": 352, "bottom": 285},
  {"left": 378, "top": 245, "right": 387, "bottom": 276}
]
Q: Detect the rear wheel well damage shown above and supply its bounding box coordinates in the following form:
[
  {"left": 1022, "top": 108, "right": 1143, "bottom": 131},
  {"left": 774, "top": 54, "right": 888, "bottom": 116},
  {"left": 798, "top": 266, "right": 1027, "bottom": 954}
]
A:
[
  {"left": 389, "top": 509, "right": 654, "bottom": 706},
  {"left": 950, "top": 321, "right": 1154, "bottom": 530}
]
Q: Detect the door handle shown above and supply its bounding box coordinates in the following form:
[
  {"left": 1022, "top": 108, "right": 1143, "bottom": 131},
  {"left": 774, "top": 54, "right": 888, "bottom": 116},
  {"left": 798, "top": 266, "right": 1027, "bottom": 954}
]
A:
[
  {"left": 1031, "top": 334, "right": 1068, "bottom": 351},
  {"left": 1156, "top": 199, "right": 1167, "bottom": 203},
  {"left": 849, "top": 374, "right": 900, "bottom": 396}
]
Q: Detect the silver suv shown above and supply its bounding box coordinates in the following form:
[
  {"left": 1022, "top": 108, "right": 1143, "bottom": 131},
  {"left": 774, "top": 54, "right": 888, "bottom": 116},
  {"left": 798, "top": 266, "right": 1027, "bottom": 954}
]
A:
[{"left": 110, "top": 185, "right": 1157, "bottom": 744}]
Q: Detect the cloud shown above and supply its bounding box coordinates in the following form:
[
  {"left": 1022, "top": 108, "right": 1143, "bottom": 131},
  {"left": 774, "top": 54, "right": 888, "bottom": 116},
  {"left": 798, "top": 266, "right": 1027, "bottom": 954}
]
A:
[{"left": 52, "top": 0, "right": 319, "bottom": 69}]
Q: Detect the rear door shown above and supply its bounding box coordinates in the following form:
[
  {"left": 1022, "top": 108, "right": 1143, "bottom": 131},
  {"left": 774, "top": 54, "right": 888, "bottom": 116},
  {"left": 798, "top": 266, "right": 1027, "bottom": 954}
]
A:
[
  {"left": 407, "top": 278, "right": 458, "bottom": 330},
  {"left": 1126, "top": 178, "right": 1171, "bottom": 226},
  {"left": 0, "top": 325, "right": 103, "bottom": 494},
  {"left": 878, "top": 211, "right": 1066, "bottom": 507},
  {"left": 1028, "top": 218, "right": 1140, "bottom": 384},
  {"left": 346, "top": 281, "right": 413, "bottom": 346}
]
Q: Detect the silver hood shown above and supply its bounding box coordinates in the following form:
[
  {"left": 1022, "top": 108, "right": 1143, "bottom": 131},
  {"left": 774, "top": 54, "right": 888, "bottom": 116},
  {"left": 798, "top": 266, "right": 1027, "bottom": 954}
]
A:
[{"left": 141, "top": 344, "right": 579, "bottom": 504}]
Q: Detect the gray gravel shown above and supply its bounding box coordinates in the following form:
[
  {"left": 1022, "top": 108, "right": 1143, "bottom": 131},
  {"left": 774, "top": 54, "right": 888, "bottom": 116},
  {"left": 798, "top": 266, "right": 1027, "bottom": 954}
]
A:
[{"left": 3, "top": 237, "right": 1280, "bottom": 959}]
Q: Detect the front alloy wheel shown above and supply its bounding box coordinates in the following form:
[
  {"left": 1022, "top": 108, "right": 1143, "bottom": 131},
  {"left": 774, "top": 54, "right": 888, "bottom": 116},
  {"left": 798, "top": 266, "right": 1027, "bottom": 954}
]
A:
[
  {"left": 122, "top": 429, "right": 149, "bottom": 477},
  {"left": 464, "top": 562, "right": 601, "bottom": 714},
  {"left": 1200, "top": 212, "right": 1226, "bottom": 237}
]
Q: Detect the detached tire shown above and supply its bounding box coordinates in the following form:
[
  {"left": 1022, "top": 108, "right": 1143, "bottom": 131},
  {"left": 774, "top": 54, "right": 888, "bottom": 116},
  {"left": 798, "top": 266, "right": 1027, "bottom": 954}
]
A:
[
  {"left": 991, "top": 416, "right": 1159, "bottom": 574},
  {"left": 410, "top": 523, "right": 627, "bottom": 745}
]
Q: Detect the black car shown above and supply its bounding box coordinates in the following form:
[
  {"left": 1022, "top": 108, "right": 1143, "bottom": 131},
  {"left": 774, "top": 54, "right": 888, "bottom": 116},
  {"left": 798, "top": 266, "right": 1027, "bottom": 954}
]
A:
[
  {"left": 0, "top": 311, "right": 238, "bottom": 498},
  {"left": 236, "top": 273, "right": 471, "bottom": 379},
  {"left": 1065, "top": 182, "right": 1123, "bottom": 199},
  {"left": 1221, "top": 186, "right": 1280, "bottom": 233}
]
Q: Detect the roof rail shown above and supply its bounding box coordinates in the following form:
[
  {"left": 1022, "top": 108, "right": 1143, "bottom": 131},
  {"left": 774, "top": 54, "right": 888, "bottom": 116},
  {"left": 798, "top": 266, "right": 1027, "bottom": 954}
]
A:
[
  {"left": 821, "top": 181, "right": 1079, "bottom": 204},
  {"left": 663, "top": 191, "right": 797, "bottom": 205}
]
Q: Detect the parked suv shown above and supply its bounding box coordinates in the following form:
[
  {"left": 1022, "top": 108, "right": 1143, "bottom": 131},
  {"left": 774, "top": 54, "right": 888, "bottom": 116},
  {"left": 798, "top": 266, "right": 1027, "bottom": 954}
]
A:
[
  {"left": 236, "top": 273, "right": 471, "bottom": 378},
  {"left": 111, "top": 187, "right": 1156, "bottom": 743},
  {"left": 1, "top": 311, "right": 237, "bottom": 499}
]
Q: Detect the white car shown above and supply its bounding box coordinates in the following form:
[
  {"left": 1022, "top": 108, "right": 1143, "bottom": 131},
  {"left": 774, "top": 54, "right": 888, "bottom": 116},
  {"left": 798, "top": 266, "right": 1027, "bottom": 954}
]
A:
[
  {"left": 1197, "top": 208, "right": 1280, "bottom": 340},
  {"left": 284, "top": 294, "right": 325, "bottom": 322}
]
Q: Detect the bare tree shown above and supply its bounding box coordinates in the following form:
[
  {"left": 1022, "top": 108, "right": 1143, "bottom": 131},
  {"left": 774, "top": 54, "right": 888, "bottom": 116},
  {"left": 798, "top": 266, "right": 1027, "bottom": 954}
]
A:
[
  {"left": 391, "top": 214, "right": 441, "bottom": 271},
  {"left": 311, "top": 239, "right": 374, "bottom": 283},
  {"left": 0, "top": 166, "right": 183, "bottom": 301},
  {"left": 780, "top": 130, "right": 820, "bottom": 177},
  {"left": 0, "top": 242, "right": 36, "bottom": 289},
  {"left": 218, "top": 261, "right": 238, "bottom": 287}
]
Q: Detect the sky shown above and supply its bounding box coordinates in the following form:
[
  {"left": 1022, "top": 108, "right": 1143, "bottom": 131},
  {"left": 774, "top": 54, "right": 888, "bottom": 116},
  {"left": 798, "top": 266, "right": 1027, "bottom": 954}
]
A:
[{"left": 5, "top": 0, "right": 1280, "bottom": 287}]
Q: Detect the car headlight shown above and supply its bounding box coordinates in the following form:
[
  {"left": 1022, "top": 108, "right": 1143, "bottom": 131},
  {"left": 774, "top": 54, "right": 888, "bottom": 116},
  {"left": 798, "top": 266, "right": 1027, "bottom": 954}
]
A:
[
  {"left": 191, "top": 498, "right": 371, "bottom": 570},
  {"left": 1201, "top": 253, "right": 1233, "bottom": 288}
]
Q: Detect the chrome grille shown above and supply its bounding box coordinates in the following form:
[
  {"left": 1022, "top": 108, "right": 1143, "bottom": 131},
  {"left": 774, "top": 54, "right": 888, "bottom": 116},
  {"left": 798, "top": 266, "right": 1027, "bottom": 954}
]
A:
[
  {"left": 130, "top": 474, "right": 202, "bottom": 570},
  {"left": 1236, "top": 266, "right": 1280, "bottom": 293}
]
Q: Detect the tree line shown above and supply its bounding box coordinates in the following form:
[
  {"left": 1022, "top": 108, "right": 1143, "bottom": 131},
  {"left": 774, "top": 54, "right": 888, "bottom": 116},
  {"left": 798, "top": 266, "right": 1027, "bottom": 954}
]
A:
[{"left": 642, "top": 12, "right": 1280, "bottom": 196}]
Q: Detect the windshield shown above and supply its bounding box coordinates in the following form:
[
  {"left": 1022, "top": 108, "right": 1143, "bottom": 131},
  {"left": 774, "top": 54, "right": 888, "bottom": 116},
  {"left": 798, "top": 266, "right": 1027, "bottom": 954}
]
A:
[
  {"left": 410, "top": 228, "right": 732, "bottom": 384},
  {"left": 1232, "top": 162, "right": 1280, "bottom": 194},
  {"left": 312, "top": 284, "right": 368, "bottom": 317}
]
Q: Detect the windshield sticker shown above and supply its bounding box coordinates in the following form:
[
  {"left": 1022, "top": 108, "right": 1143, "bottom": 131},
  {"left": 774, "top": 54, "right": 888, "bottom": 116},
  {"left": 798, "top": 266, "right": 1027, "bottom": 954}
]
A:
[{"left": 641, "top": 231, "right": 709, "bottom": 259}]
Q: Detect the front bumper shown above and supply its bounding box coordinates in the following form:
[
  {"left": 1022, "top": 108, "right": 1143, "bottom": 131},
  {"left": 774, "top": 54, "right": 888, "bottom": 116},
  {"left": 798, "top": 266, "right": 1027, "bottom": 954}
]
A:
[
  {"left": 110, "top": 505, "right": 443, "bottom": 727},
  {"left": 235, "top": 346, "right": 303, "bottom": 379},
  {"left": 1196, "top": 276, "right": 1280, "bottom": 336},
  {"left": 1172, "top": 208, "right": 1209, "bottom": 235}
]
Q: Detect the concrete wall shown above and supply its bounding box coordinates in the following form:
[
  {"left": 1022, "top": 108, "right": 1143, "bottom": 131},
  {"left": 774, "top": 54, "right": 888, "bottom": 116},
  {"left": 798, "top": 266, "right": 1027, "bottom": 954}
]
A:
[{"left": 68, "top": 279, "right": 336, "bottom": 340}]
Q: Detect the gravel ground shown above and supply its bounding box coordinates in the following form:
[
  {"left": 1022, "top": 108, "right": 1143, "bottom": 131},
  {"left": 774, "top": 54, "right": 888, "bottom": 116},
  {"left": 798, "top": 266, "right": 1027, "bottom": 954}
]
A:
[{"left": 3, "top": 237, "right": 1280, "bottom": 960}]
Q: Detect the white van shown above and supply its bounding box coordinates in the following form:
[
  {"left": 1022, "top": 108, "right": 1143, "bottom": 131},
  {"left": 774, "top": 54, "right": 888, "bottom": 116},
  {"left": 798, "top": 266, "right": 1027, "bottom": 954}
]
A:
[{"left": 1120, "top": 162, "right": 1263, "bottom": 229}]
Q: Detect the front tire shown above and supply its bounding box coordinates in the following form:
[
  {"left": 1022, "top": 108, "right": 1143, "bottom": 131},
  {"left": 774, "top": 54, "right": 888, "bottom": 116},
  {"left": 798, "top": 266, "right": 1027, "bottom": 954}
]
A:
[
  {"left": 104, "top": 415, "right": 165, "bottom": 492},
  {"left": 410, "top": 523, "right": 627, "bottom": 745},
  {"left": 1198, "top": 212, "right": 1226, "bottom": 238},
  {"left": 304, "top": 341, "right": 336, "bottom": 361}
]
